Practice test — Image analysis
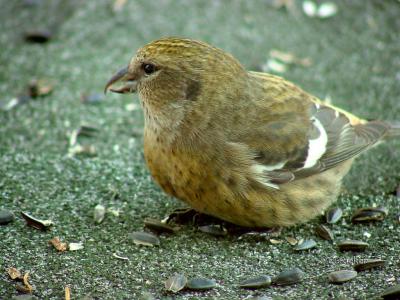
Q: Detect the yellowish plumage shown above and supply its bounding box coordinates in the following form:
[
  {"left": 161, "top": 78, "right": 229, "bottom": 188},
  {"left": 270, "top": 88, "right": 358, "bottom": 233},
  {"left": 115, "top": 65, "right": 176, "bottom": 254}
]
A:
[{"left": 105, "top": 38, "right": 398, "bottom": 227}]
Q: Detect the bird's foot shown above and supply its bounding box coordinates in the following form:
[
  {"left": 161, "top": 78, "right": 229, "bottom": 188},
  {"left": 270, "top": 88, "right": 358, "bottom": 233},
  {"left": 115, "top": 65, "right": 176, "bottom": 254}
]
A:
[
  {"left": 164, "top": 208, "right": 222, "bottom": 226},
  {"left": 165, "top": 208, "right": 282, "bottom": 237}
]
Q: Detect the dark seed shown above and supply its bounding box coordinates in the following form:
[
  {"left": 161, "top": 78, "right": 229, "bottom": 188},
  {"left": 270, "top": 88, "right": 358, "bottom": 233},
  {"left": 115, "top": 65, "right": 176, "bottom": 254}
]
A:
[
  {"left": 380, "top": 284, "right": 400, "bottom": 299},
  {"left": 21, "top": 211, "right": 53, "bottom": 230},
  {"left": 328, "top": 270, "right": 357, "bottom": 284},
  {"left": 273, "top": 268, "right": 304, "bottom": 285},
  {"left": 165, "top": 273, "right": 187, "bottom": 293},
  {"left": 351, "top": 207, "right": 388, "bottom": 223},
  {"left": 326, "top": 207, "right": 342, "bottom": 224},
  {"left": 129, "top": 231, "right": 160, "bottom": 247},
  {"left": 144, "top": 218, "right": 177, "bottom": 234},
  {"left": 239, "top": 275, "right": 272, "bottom": 289},
  {"left": 0, "top": 210, "right": 14, "bottom": 225},
  {"left": 24, "top": 29, "right": 52, "bottom": 43},
  {"left": 198, "top": 225, "right": 227, "bottom": 237},
  {"left": 354, "top": 259, "right": 385, "bottom": 272},
  {"left": 81, "top": 93, "right": 104, "bottom": 104},
  {"left": 186, "top": 278, "right": 216, "bottom": 290},
  {"left": 294, "top": 239, "right": 317, "bottom": 251},
  {"left": 337, "top": 240, "right": 368, "bottom": 252},
  {"left": 315, "top": 225, "right": 334, "bottom": 241}
]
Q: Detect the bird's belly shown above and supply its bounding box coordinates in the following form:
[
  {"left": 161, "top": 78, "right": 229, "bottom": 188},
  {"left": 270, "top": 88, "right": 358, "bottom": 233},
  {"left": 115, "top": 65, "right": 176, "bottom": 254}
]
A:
[{"left": 143, "top": 132, "right": 352, "bottom": 227}]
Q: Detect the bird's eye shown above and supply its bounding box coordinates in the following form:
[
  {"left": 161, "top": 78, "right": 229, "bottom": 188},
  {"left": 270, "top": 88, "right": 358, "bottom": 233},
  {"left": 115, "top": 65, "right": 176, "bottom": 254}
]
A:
[{"left": 143, "top": 63, "right": 156, "bottom": 75}]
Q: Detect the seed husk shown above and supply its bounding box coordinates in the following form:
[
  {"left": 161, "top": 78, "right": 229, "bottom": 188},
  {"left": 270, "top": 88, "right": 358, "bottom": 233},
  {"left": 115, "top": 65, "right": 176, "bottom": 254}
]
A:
[
  {"left": 239, "top": 275, "right": 271, "bottom": 289},
  {"left": 380, "top": 283, "right": 400, "bottom": 299},
  {"left": 273, "top": 268, "right": 304, "bottom": 285},
  {"left": 49, "top": 237, "right": 68, "bottom": 252},
  {"left": 294, "top": 239, "right": 317, "bottom": 251},
  {"left": 337, "top": 240, "right": 369, "bottom": 252},
  {"left": 0, "top": 209, "right": 14, "bottom": 225},
  {"left": 186, "top": 278, "right": 216, "bottom": 290},
  {"left": 328, "top": 270, "right": 357, "bottom": 284},
  {"left": 198, "top": 225, "right": 227, "bottom": 237},
  {"left": 354, "top": 259, "right": 385, "bottom": 272},
  {"left": 144, "top": 218, "right": 177, "bottom": 234},
  {"left": 165, "top": 273, "right": 187, "bottom": 293},
  {"left": 7, "top": 267, "right": 22, "bottom": 280},
  {"left": 129, "top": 231, "right": 160, "bottom": 247},
  {"left": 315, "top": 224, "right": 334, "bottom": 241},
  {"left": 326, "top": 207, "right": 342, "bottom": 224},
  {"left": 351, "top": 207, "right": 388, "bottom": 223},
  {"left": 69, "top": 242, "right": 84, "bottom": 251},
  {"left": 93, "top": 204, "right": 106, "bottom": 224},
  {"left": 21, "top": 211, "right": 53, "bottom": 230},
  {"left": 285, "top": 236, "right": 298, "bottom": 245}
]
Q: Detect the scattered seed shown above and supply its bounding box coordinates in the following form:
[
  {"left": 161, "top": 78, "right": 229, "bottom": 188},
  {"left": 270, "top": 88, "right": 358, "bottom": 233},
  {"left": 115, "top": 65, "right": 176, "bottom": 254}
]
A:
[
  {"left": 49, "top": 237, "right": 68, "bottom": 252},
  {"left": 21, "top": 211, "right": 53, "bottom": 230},
  {"left": 0, "top": 95, "right": 31, "bottom": 111},
  {"left": 129, "top": 231, "right": 160, "bottom": 247},
  {"left": 380, "top": 283, "right": 400, "bottom": 299},
  {"left": 144, "top": 218, "right": 177, "bottom": 234},
  {"left": 285, "top": 236, "right": 298, "bottom": 245},
  {"left": 270, "top": 239, "right": 283, "bottom": 244},
  {"left": 198, "top": 225, "right": 227, "bottom": 237},
  {"left": 0, "top": 209, "right": 14, "bottom": 225},
  {"left": 24, "top": 29, "right": 52, "bottom": 43},
  {"left": 294, "top": 239, "right": 317, "bottom": 251},
  {"left": 186, "top": 278, "right": 216, "bottom": 290},
  {"left": 317, "top": 2, "right": 338, "bottom": 18},
  {"left": 351, "top": 207, "right": 388, "bottom": 223},
  {"left": 326, "top": 207, "right": 342, "bottom": 224},
  {"left": 337, "top": 240, "right": 369, "bottom": 252},
  {"left": 68, "top": 242, "right": 84, "bottom": 251},
  {"left": 93, "top": 204, "right": 106, "bottom": 224},
  {"left": 270, "top": 49, "right": 312, "bottom": 67},
  {"left": 328, "top": 270, "right": 357, "bottom": 284},
  {"left": 69, "top": 126, "right": 99, "bottom": 146},
  {"left": 302, "top": 0, "right": 317, "bottom": 17},
  {"left": 302, "top": 1, "right": 337, "bottom": 18},
  {"left": 354, "top": 259, "right": 385, "bottom": 272},
  {"left": 27, "top": 79, "right": 53, "bottom": 98},
  {"left": 273, "top": 268, "right": 304, "bottom": 286},
  {"left": 16, "top": 272, "right": 33, "bottom": 293},
  {"left": 68, "top": 144, "right": 97, "bottom": 157},
  {"left": 315, "top": 224, "right": 334, "bottom": 241},
  {"left": 262, "top": 58, "right": 287, "bottom": 73},
  {"left": 165, "top": 273, "right": 187, "bottom": 293},
  {"left": 239, "top": 275, "right": 271, "bottom": 289},
  {"left": 81, "top": 92, "right": 104, "bottom": 104},
  {"left": 7, "top": 267, "right": 22, "bottom": 280},
  {"left": 112, "top": 253, "right": 129, "bottom": 260}
]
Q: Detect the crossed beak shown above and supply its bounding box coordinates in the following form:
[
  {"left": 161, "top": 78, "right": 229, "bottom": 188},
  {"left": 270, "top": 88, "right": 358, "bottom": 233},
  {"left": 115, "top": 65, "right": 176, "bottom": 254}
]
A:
[{"left": 104, "top": 66, "right": 138, "bottom": 94}]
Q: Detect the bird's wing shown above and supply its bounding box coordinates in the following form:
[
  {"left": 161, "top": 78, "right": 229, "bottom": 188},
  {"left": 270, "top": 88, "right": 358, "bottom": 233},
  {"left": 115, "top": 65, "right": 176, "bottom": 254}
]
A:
[{"left": 241, "top": 72, "right": 389, "bottom": 188}]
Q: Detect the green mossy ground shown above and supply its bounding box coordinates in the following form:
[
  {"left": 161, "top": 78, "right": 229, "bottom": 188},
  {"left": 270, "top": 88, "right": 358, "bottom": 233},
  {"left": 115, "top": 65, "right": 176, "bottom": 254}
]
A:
[{"left": 1, "top": 1, "right": 399, "bottom": 299}]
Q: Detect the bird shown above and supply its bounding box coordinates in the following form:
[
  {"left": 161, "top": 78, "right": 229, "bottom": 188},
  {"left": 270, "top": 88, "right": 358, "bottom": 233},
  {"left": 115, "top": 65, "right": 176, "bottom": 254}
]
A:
[{"left": 104, "top": 37, "right": 399, "bottom": 228}]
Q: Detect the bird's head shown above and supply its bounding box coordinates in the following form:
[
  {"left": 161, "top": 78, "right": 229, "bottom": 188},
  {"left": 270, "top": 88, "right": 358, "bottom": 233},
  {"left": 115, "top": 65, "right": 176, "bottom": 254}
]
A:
[{"left": 104, "top": 37, "right": 246, "bottom": 106}]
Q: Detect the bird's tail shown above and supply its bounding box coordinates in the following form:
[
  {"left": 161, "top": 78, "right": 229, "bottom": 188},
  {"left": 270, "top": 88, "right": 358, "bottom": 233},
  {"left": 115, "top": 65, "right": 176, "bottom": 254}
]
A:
[{"left": 386, "top": 121, "right": 400, "bottom": 138}]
